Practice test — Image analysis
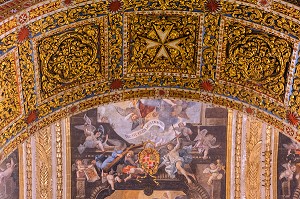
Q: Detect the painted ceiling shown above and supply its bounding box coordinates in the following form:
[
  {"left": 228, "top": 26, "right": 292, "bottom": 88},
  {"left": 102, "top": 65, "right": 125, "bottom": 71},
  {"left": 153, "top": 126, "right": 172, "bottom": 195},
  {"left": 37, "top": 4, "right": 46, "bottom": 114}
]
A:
[{"left": 0, "top": 0, "right": 300, "bottom": 160}]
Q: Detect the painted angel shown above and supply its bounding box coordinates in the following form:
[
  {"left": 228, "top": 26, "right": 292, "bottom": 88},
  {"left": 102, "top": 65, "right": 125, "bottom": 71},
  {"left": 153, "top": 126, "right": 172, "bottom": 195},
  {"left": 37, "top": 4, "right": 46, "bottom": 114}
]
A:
[
  {"left": 193, "top": 129, "right": 220, "bottom": 159},
  {"left": 74, "top": 114, "right": 96, "bottom": 137},
  {"left": 169, "top": 100, "right": 195, "bottom": 119},
  {"left": 114, "top": 100, "right": 155, "bottom": 130}
]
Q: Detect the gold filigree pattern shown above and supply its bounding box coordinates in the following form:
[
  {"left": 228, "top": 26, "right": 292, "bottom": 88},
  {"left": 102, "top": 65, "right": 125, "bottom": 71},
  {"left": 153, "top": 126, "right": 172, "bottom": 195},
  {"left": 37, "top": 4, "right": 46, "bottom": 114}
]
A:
[
  {"left": 124, "top": 11, "right": 202, "bottom": 76},
  {"left": 122, "top": 0, "right": 204, "bottom": 11},
  {"left": 35, "top": 127, "right": 52, "bottom": 199},
  {"left": 246, "top": 118, "right": 262, "bottom": 199},
  {"left": 18, "top": 144, "right": 24, "bottom": 199},
  {"left": 235, "top": 112, "right": 243, "bottom": 199},
  {"left": 0, "top": 52, "right": 22, "bottom": 131},
  {"left": 29, "top": 2, "right": 107, "bottom": 36},
  {"left": 220, "top": 21, "right": 293, "bottom": 101},
  {"left": 0, "top": 0, "right": 300, "bottom": 169},
  {"left": 55, "top": 122, "right": 63, "bottom": 199},
  {"left": 264, "top": 125, "right": 272, "bottom": 199},
  {"left": 226, "top": 109, "right": 233, "bottom": 199},
  {"left": 289, "top": 58, "right": 300, "bottom": 116},
  {"left": 202, "top": 13, "right": 220, "bottom": 79},
  {"left": 0, "top": 32, "right": 17, "bottom": 55},
  {"left": 271, "top": 2, "right": 300, "bottom": 22},
  {"left": 109, "top": 13, "right": 123, "bottom": 79},
  {"left": 26, "top": 139, "right": 32, "bottom": 199},
  {"left": 222, "top": 1, "right": 300, "bottom": 39},
  {"left": 19, "top": 40, "right": 36, "bottom": 113},
  {"left": 36, "top": 20, "right": 107, "bottom": 99}
]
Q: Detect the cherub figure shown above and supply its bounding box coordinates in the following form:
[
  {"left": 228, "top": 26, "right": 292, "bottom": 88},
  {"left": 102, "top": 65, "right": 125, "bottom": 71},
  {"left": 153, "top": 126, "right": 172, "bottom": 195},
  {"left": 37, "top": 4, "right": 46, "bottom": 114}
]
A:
[
  {"left": 203, "top": 162, "right": 223, "bottom": 185},
  {"left": 78, "top": 131, "right": 108, "bottom": 154},
  {"left": 124, "top": 167, "right": 144, "bottom": 182},
  {"left": 279, "top": 162, "right": 299, "bottom": 181},
  {"left": 101, "top": 170, "right": 122, "bottom": 190},
  {"left": 194, "top": 129, "right": 220, "bottom": 159},
  {"left": 174, "top": 122, "right": 194, "bottom": 146}
]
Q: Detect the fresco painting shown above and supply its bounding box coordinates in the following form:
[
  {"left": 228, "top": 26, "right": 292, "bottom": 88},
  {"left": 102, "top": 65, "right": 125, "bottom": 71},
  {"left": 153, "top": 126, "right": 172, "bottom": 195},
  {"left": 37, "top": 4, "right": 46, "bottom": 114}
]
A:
[
  {"left": 0, "top": 149, "right": 18, "bottom": 199},
  {"left": 278, "top": 133, "right": 300, "bottom": 199},
  {"left": 71, "top": 99, "right": 228, "bottom": 198}
]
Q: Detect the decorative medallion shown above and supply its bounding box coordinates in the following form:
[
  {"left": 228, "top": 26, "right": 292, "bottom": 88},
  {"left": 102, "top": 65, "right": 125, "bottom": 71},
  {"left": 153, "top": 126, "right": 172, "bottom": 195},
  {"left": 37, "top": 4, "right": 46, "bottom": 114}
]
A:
[
  {"left": 34, "top": 18, "right": 108, "bottom": 100},
  {"left": 17, "top": 26, "right": 30, "bottom": 43},
  {"left": 124, "top": 11, "right": 203, "bottom": 77},
  {"left": 286, "top": 111, "right": 299, "bottom": 126},
  {"left": 138, "top": 142, "right": 160, "bottom": 184},
  {"left": 26, "top": 110, "right": 38, "bottom": 124},
  {"left": 200, "top": 79, "right": 214, "bottom": 92},
  {"left": 109, "top": 0, "right": 122, "bottom": 13},
  {"left": 110, "top": 79, "right": 123, "bottom": 90},
  {"left": 220, "top": 20, "right": 293, "bottom": 102},
  {"left": 64, "top": 0, "right": 71, "bottom": 6},
  {"left": 205, "top": 0, "right": 221, "bottom": 13},
  {"left": 258, "top": 0, "right": 272, "bottom": 7}
]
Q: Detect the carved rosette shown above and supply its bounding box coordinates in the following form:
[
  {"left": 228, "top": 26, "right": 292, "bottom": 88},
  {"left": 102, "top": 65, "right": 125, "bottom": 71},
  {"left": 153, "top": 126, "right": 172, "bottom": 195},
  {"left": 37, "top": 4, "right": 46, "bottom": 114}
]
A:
[
  {"left": 124, "top": 11, "right": 203, "bottom": 76},
  {"left": 36, "top": 19, "right": 108, "bottom": 100},
  {"left": 220, "top": 21, "right": 293, "bottom": 102}
]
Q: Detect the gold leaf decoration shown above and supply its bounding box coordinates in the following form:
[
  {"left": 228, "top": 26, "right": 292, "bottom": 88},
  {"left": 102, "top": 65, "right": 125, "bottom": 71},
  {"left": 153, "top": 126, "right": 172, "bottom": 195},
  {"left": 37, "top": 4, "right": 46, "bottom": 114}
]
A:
[
  {"left": 0, "top": 52, "right": 22, "bottom": 130},
  {"left": 36, "top": 127, "right": 52, "bottom": 199},
  {"left": 220, "top": 21, "right": 293, "bottom": 101},
  {"left": 124, "top": 12, "right": 203, "bottom": 76},
  {"left": 36, "top": 21, "right": 107, "bottom": 99},
  {"left": 246, "top": 142, "right": 262, "bottom": 199}
]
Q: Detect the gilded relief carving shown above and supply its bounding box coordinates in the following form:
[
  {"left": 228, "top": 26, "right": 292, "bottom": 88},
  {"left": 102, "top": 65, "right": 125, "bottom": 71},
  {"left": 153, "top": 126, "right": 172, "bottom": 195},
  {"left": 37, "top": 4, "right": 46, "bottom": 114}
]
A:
[
  {"left": 55, "top": 122, "right": 63, "bottom": 199},
  {"left": 234, "top": 112, "right": 243, "bottom": 199},
  {"left": 0, "top": 0, "right": 300, "bottom": 182},
  {"left": 246, "top": 118, "right": 262, "bottom": 199},
  {"left": 289, "top": 58, "right": 300, "bottom": 116},
  {"left": 37, "top": 22, "right": 107, "bottom": 99},
  {"left": 124, "top": 12, "right": 202, "bottom": 76},
  {"left": 0, "top": 52, "right": 22, "bottom": 131},
  {"left": 35, "top": 127, "right": 52, "bottom": 199},
  {"left": 221, "top": 21, "right": 292, "bottom": 101}
]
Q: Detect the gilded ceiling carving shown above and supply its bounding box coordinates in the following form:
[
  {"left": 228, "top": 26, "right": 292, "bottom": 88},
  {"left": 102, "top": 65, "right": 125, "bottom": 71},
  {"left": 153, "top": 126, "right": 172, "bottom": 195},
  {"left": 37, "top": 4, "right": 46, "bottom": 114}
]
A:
[
  {"left": 35, "top": 21, "right": 107, "bottom": 99},
  {"left": 124, "top": 11, "right": 202, "bottom": 76},
  {"left": 0, "top": 0, "right": 299, "bottom": 159},
  {"left": 0, "top": 51, "right": 22, "bottom": 133},
  {"left": 221, "top": 21, "right": 293, "bottom": 102}
]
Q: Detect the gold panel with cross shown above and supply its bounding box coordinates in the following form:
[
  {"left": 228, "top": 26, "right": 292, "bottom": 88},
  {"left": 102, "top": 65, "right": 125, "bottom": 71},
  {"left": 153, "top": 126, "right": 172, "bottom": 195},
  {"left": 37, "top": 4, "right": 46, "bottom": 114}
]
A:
[{"left": 123, "top": 11, "right": 204, "bottom": 77}]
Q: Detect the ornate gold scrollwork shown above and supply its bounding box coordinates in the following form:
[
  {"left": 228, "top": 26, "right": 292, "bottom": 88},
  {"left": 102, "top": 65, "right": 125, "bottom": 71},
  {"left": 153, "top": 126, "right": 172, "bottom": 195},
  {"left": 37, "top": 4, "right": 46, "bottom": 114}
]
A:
[
  {"left": 124, "top": 12, "right": 202, "bottom": 75},
  {"left": 0, "top": 52, "right": 22, "bottom": 130},
  {"left": 221, "top": 22, "right": 292, "bottom": 101},
  {"left": 37, "top": 23, "right": 105, "bottom": 99}
]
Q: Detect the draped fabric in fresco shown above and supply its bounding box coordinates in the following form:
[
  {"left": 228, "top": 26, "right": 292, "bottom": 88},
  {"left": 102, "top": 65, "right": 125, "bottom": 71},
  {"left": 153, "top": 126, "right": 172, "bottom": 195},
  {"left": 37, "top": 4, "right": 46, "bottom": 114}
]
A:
[
  {"left": 278, "top": 134, "right": 300, "bottom": 199},
  {"left": 0, "top": 150, "right": 18, "bottom": 199},
  {"left": 70, "top": 99, "right": 228, "bottom": 198}
]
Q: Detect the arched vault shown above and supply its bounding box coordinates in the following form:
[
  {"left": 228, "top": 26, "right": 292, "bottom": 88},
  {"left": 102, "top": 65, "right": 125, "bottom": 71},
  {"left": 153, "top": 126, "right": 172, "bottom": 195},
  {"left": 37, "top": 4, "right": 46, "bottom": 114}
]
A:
[{"left": 0, "top": 0, "right": 300, "bottom": 158}]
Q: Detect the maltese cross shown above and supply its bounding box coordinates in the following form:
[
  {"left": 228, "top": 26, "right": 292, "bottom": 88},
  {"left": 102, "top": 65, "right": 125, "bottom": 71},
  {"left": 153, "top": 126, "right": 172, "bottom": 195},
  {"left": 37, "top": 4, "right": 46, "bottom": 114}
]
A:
[{"left": 141, "top": 24, "right": 185, "bottom": 63}]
